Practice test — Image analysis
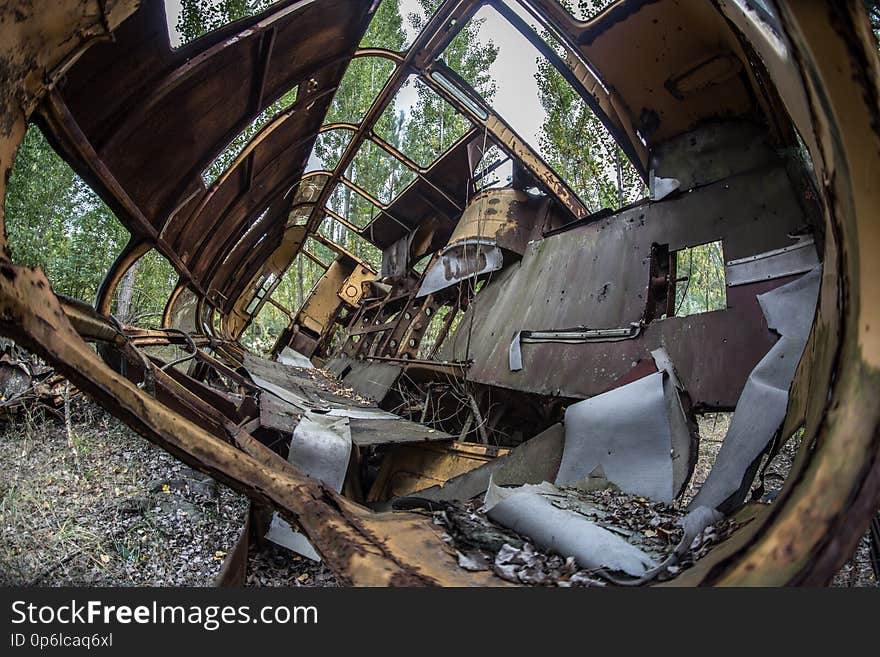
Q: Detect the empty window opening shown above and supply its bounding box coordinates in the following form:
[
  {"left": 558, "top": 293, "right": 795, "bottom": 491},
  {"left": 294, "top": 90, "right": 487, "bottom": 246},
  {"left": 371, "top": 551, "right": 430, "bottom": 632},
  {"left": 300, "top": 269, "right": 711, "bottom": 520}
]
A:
[
  {"left": 673, "top": 241, "right": 727, "bottom": 317},
  {"left": 239, "top": 297, "right": 288, "bottom": 355},
  {"left": 473, "top": 144, "right": 513, "bottom": 192},
  {"left": 245, "top": 272, "right": 276, "bottom": 315},
  {"left": 326, "top": 57, "right": 396, "bottom": 126},
  {"left": 417, "top": 306, "right": 463, "bottom": 358},
  {"left": 326, "top": 183, "right": 381, "bottom": 230},
  {"left": 305, "top": 237, "right": 336, "bottom": 266},
  {"left": 111, "top": 250, "right": 177, "bottom": 328},
  {"left": 166, "top": 0, "right": 279, "bottom": 49},
  {"left": 359, "top": 0, "right": 442, "bottom": 52},
  {"left": 306, "top": 129, "right": 354, "bottom": 174},
  {"left": 280, "top": 252, "right": 324, "bottom": 312},
  {"left": 202, "top": 85, "right": 299, "bottom": 185},
  {"left": 375, "top": 74, "right": 476, "bottom": 169},
  {"left": 318, "top": 217, "right": 382, "bottom": 270},
  {"left": 345, "top": 139, "right": 417, "bottom": 204}
]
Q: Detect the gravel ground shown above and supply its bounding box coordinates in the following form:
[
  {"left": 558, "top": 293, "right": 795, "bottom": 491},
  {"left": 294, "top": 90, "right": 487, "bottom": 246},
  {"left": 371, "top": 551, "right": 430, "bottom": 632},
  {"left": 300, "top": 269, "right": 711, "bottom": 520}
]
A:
[{"left": 0, "top": 396, "right": 247, "bottom": 586}]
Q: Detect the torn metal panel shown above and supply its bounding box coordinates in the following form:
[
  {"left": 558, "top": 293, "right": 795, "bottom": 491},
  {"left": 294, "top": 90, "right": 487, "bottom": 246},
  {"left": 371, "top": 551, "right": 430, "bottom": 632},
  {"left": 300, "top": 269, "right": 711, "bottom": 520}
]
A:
[
  {"left": 278, "top": 346, "right": 314, "bottom": 369},
  {"left": 258, "top": 392, "right": 452, "bottom": 448},
  {"left": 555, "top": 371, "right": 677, "bottom": 503},
  {"left": 690, "top": 267, "right": 822, "bottom": 512},
  {"left": 381, "top": 233, "right": 412, "bottom": 279},
  {"left": 368, "top": 441, "right": 508, "bottom": 503},
  {"left": 417, "top": 239, "right": 503, "bottom": 297},
  {"left": 650, "top": 121, "right": 781, "bottom": 193},
  {"left": 289, "top": 412, "right": 352, "bottom": 493},
  {"left": 337, "top": 360, "right": 403, "bottom": 403},
  {"left": 485, "top": 489, "right": 657, "bottom": 577},
  {"left": 266, "top": 513, "right": 322, "bottom": 562}
]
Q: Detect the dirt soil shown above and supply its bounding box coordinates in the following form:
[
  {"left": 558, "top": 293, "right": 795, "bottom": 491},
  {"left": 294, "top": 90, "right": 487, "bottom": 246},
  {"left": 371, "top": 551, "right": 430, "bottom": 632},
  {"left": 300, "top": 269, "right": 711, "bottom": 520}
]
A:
[{"left": 0, "top": 401, "right": 874, "bottom": 587}]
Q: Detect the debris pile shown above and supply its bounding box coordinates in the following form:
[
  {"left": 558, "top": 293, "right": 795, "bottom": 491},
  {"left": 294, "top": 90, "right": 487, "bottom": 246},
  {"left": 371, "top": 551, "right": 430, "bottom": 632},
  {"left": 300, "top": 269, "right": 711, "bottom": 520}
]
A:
[
  {"left": 0, "top": 339, "right": 67, "bottom": 418},
  {"left": 432, "top": 483, "right": 738, "bottom": 586}
]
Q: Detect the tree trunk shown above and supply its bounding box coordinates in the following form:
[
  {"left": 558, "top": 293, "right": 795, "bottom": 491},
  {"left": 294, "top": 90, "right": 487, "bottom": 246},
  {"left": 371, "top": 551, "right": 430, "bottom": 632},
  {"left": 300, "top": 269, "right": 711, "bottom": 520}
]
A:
[
  {"left": 115, "top": 260, "right": 139, "bottom": 324},
  {"left": 297, "top": 254, "right": 304, "bottom": 308}
]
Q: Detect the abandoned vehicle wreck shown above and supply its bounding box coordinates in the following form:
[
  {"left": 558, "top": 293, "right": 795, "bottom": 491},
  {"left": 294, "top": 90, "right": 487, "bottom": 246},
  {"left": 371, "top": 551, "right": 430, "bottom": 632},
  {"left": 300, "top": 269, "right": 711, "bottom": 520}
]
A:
[{"left": 1, "top": 0, "right": 879, "bottom": 586}]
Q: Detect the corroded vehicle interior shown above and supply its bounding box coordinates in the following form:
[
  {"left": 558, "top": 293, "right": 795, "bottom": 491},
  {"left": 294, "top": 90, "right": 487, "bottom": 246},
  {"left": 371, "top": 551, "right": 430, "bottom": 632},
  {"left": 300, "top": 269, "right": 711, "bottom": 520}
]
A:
[{"left": 0, "top": 0, "right": 878, "bottom": 585}]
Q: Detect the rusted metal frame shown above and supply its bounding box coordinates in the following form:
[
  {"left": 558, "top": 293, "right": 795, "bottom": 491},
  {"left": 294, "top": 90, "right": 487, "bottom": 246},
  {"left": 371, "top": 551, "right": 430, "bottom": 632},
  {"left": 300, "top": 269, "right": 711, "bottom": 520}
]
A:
[
  {"left": 207, "top": 208, "right": 291, "bottom": 306},
  {"left": 300, "top": 0, "right": 482, "bottom": 241},
  {"left": 98, "top": 0, "right": 321, "bottom": 154},
  {"left": 245, "top": 27, "right": 278, "bottom": 191},
  {"left": 202, "top": 202, "right": 294, "bottom": 303},
  {"left": 94, "top": 236, "right": 151, "bottom": 317},
  {"left": 377, "top": 294, "right": 421, "bottom": 357},
  {"left": 266, "top": 296, "right": 293, "bottom": 318},
  {"left": 310, "top": 232, "right": 376, "bottom": 271},
  {"left": 195, "top": 294, "right": 209, "bottom": 335},
  {"left": 182, "top": 86, "right": 340, "bottom": 274},
  {"left": 148, "top": 354, "right": 250, "bottom": 425},
  {"left": 229, "top": 231, "right": 375, "bottom": 346},
  {"left": 322, "top": 109, "right": 472, "bottom": 213},
  {"left": 158, "top": 76, "right": 339, "bottom": 250},
  {"left": 397, "top": 295, "right": 439, "bottom": 358},
  {"left": 488, "top": 0, "right": 648, "bottom": 178},
  {"left": 161, "top": 279, "right": 190, "bottom": 330},
  {"left": 367, "top": 355, "right": 470, "bottom": 369},
  {"left": 39, "top": 91, "right": 207, "bottom": 296},
  {"left": 302, "top": 246, "right": 330, "bottom": 269},
  {"left": 231, "top": 242, "right": 297, "bottom": 325},
  {"left": 225, "top": 8, "right": 479, "bottom": 318},
  {"left": 421, "top": 60, "right": 591, "bottom": 218},
  {"left": 339, "top": 166, "right": 456, "bottom": 231},
  {"left": 185, "top": 46, "right": 380, "bottom": 290},
  {"left": 413, "top": 186, "right": 457, "bottom": 221},
  {"left": 367, "top": 129, "right": 472, "bottom": 208},
  {"left": 189, "top": 348, "right": 256, "bottom": 392},
  {"left": 252, "top": 27, "right": 278, "bottom": 123},
  {"left": 348, "top": 320, "right": 398, "bottom": 337}
]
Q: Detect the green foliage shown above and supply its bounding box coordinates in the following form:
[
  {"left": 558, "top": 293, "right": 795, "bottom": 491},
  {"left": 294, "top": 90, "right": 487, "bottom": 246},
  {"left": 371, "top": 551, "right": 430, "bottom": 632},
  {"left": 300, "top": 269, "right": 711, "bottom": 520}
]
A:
[
  {"left": 113, "top": 251, "right": 178, "bottom": 328},
  {"left": 536, "top": 0, "right": 645, "bottom": 210},
  {"left": 5, "top": 125, "right": 129, "bottom": 304},
  {"left": 175, "top": 0, "right": 276, "bottom": 47}
]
